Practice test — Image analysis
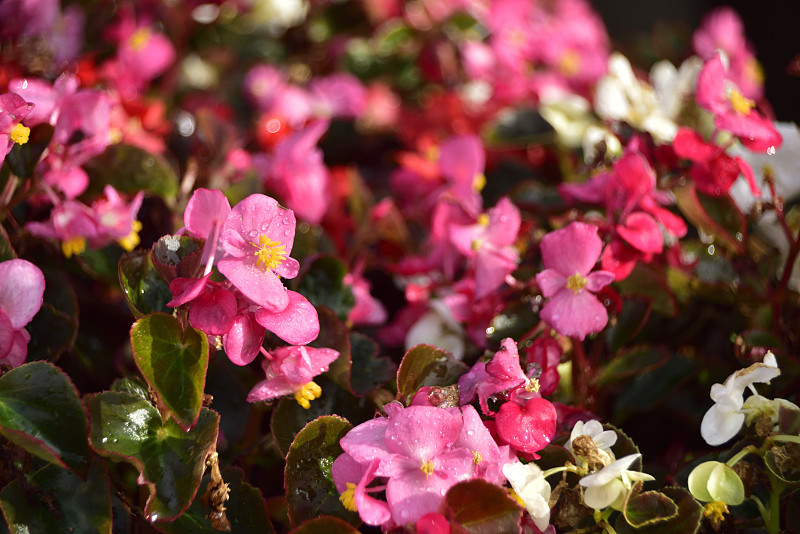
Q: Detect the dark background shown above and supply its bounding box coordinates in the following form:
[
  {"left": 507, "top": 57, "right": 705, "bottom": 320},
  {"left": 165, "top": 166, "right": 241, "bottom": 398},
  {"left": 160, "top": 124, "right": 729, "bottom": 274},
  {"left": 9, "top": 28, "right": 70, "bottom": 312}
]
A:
[{"left": 593, "top": 0, "right": 800, "bottom": 124}]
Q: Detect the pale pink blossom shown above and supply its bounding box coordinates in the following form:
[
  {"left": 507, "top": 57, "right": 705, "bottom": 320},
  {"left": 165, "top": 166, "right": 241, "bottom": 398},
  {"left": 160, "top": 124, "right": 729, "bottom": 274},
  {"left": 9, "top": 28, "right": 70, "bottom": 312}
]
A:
[{"left": 0, "top": 259, "right": 45, "bottom": 367}]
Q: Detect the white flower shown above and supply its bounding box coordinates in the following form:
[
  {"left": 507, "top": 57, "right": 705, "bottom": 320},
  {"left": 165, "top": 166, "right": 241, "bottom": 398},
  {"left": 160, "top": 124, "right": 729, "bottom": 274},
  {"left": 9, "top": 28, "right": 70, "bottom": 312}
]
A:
[
  {"left": 404, "top": 300, "right": 465, "bottom": 360},
  {"left": 503, "top": 461, "right": 551, "bottom": 532},
  {"left": 566, "top": 420, "right": 617, "bottom": 458},
  {"left": 594, "top": 53, "right": 700, "bottom": 144},
  {"left": 579, "top": 453, "right": 655, "bottom": 510},
  {"left": 700, "top": 352, "right": 780, "bottom": 446}
]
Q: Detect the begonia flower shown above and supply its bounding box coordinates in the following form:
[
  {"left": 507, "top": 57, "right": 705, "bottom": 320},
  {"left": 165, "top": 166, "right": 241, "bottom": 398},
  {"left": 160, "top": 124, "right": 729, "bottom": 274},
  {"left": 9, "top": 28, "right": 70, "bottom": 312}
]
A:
[
  {"left": 523, "top": 336, "right": 562, "bottom": 397},
  {"left": 449, "top": 197, "right": 521, "bottom": 299},
  {"left": 26, "top": 200, "right": 99, "bottom": 258},
  {"left": 90, "top": 186, "right": 144, "bottom": 252},
  {"left": 503, "top": 461, "right": 552, "bottom": 532},
  {"left": 0, "top": 259, "right": 45, "bottom": 367},
  {"left": 246, "top": 345, "right": 339, "bottom": 408},
  {"left": 565, "top": 420, "right": 616, "bottom": 469},
  {"left": 454, "top": 404, "right": 515, "bottom": 485},
  {"left": 183, "top": 188, "right": 231, "bottom": 273},
  {"left": 0, "top": 92, "right": 33, "bottom": 169},
  {"left": 458, "top": 337, "right": 530, "bottom": 415},
  {"left": 700, "top": 352, "right": 780, "bottom": 446},
  {"left": 579, "top": 453, "right": 654, "bottom": 510},
  {"left": 344, "top": 268, "right": 387, "bottom": 327},
  {"left": 333, "top": 457, "right": 391, "bottom": 526},
  {"left": 695, "top": 53, "right": 781, "bottom": 152},
  {"left": 495, "top": 396, "right": 557, "bottom": 456},
  {"left": 217, "top": 194, "right": 300, "bottom": 312},
  {"left": 535, "top": 222, "right": 614, "bottom": 340}
]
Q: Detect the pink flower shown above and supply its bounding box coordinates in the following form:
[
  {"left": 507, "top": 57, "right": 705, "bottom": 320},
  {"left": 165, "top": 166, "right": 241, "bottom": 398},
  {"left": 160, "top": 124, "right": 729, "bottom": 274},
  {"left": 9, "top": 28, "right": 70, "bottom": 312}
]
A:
[
  {"left": 26, "top": 200, "right": 99, "bottom": 258},
  {"left": 523, "top": 336, "right": 563, "bottom": 397},
  {"left": 458, "top": 337, "right": 530, "bottom": 415},
  {"left": 246, "top": 345, "right": 339, "bottom": 407},
  {"left": 0, "top": 92, "right": 33, "bottom": 169},
  {"left": 695, "top": 53, "right": 781, "bottom": 153},
  {"left": 217, "top": 194, "right": 300, "bottom": 312},
  {"left": 449, "top": 197, "right": 521, "bottom": 299},
  {"left": 183, "top": 188, "right": 231, "bottom": 273},
  {"left": 0, "top": 259, "right": 45, "bottom": 367},
  {"left": 309, "top": 74, "right": 368, "bottom": 119},
  {"left": 535, "top": 222, "right": 614, "bottom": 340},
  {"left": 344, "top": 267, "right": 388, "bottom": 327}
]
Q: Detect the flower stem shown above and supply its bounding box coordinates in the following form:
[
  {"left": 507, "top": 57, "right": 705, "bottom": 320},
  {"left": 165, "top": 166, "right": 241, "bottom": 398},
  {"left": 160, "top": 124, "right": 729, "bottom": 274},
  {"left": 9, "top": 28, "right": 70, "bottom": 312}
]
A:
[
  {"left": 726, "top": 445, "right": 757, "bottom": 467},
  {"left": 765, "top": 471, "right": 784, "bottom": 534}
]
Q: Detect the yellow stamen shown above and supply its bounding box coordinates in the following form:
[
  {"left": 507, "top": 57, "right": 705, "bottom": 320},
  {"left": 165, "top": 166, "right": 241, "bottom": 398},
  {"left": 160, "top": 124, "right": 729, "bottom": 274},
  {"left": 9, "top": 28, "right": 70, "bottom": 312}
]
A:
[
  {"left": 294, "top": 381, "right": 322, "bottom": 409},
  {"left": 129, "top": 27, "right": 151, "bottom": 51},
  {"left": 703, "top": 501, "right": 729, "bottom": 530},
  {"left": 507, "top": 488, "right": 525, "bottom": 507},
  {"left": 420, "top": 459, "right": 435, "bottom": 479},
  {"left": 477, "top": 213, "right": 490, "bottom": 227},
  {"left": 251, "top": 235, "right": 287, "bottom": 270},
  {"left": 472, "top": 450, "right": 483, "bottom": 465},
  {"left": 10, "top": 123, "right": 30, "bottom": 145},
  {"left": 118, "top": 220, "right": 143, "bottom": 252},
  {"left": 339, "top": 483, "right": 358, "bottom": 512},
  {"left": 62, "top": 236, "right": 86, "bottom": 258},
  {"left": 745, "top": 57, "right": 764, "bottom": 85},
  {"left": 525, "top": 377, "right": 540, "bottom": 393},
  {"left": 425, "top": 145, "right": 440, "bottom": 162},
  {"left": 729, "top": 89, "right": 754, "bottom": 115},
  {"left": 558, "top": 50, "right": 582, "bottom": 77},
  {"left": 566, "top": 273, "right": 587, "bottom": 294},
  {"left": 473, "top": 173, "right": 486, "bottom": 192}
]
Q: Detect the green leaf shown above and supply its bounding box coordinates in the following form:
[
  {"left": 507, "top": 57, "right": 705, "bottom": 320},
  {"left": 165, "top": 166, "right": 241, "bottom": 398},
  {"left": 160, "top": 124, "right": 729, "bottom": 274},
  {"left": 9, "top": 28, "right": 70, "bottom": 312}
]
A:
[
  {"left": 297, "top": 256, "right": 355, "bottom": 322},
  {"left": 349, "top": 333, "right": 395, "bottom": 396},
  {"left": 311, "top": 307, "right": 353, "bottom": 393},
  {"left": 765, "top": 445, "right": 800, "bottom": 486},
  {"left": 155, "top": 467, "right": 274, "bottom": 534},
  {"left": 290, "top": 516, "right": 360, "bottom": 533},
  {"left": 5, "top": 123, "right": 53, "bottom": 179},
  {"left": 605, "top": 298, "right": 652, "bottom": 353},
  {"left": 674, "top": 184, "right": 744, "bottom": 253},
  {"left": 0, "top": 459, "right": 112, "bottom": 534},
  {"left": 76, "top": 245, "right": 124, "bottom": 283},
  {"left": 119, "top": 250, "right": 173, "bottom": 317},
  {"left": 0, "top": 362, "right": 89, "bottom": 475},
  {"left": 284, "top": 416, "right": 359, "bottom": 528},
  {"left": 24, "top": 274, "right": 78, "bottom": 361},
  {"left": 396, "top": 344, "right": 468, "bottom": 404},
  {"left": 0, "top": 225, "right": 16, "bottom": 261},
  {"left": 130, "top": 313, "right": 209, "bottom": 430},
  {"left": 615, "top": 264, "right": 677, "bottom": 317},
  {"left": 110, "top": 377, "right": 151, "bottom": 401},
  {"left": 88, "top": 392, "right": 219, "bottom": 521},
  {"left": 442, "top": 479, "right": 522, "bottom": 533},
  {"left": 622, "top": 481, "right": 678, "bottom": 528},
  {"left": 613, "top": 355, "right": 696, "bottom": 423},
  {"left": 270, "top": 376, "right": 374, "bottom": 457},
  {"left": 83, "top": 144, "right": 178, "bottom": 200},
  {"left": 486, "top": 298, "right": 539, "bottom": 348},
  {"left": 596, "top": 346, "right": 669, "bottom": 388},
  {"left": 615, "top": 487, "right": 701, "bottom": 534}
]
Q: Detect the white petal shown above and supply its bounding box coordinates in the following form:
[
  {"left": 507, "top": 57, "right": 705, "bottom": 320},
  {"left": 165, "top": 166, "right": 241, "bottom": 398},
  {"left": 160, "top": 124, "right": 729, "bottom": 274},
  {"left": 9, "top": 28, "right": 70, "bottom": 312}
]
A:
[{"left": 700, "top": 404, "right": 745, "bottom": 446}]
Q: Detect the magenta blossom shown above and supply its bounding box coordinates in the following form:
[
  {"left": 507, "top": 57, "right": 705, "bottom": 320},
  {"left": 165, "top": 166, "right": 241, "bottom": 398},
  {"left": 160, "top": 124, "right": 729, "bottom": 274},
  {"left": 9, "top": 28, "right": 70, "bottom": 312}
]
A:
[
  {"left": 0, "top": 259, "right": 45, "bottom": 367},
  {"left": 0, "top": 92, "right": 33, "bottom": 169},
  {"left": 183, "top": 188, "right": 231, "bottom": 274},
  {"left": 217, "top": 194, "right": 300, "bottom": 312},
  {"left": 459, "top": 337, "right": 531, "bottom": 415},
  {"left": 246, "top": 345, "right": 339, "bottom": 408},
  {"left": 535, "top": 222, "right": 614, "bottom": 340}
]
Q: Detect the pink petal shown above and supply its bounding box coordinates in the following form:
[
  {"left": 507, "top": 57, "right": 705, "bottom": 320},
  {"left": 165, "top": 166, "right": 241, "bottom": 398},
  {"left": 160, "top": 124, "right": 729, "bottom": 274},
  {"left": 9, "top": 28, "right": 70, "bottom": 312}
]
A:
[
  {"left": 585, "top": 271, "right": 614, "bottom": 292},
  {"left": 189, "top": 286, "right": 237, "bottom": 335},
  {"left": 485, "top": 338, "right": 527, "bottom": 384},
  {"left": 3, "top": 330, "right": 30, "bottom": 368},
  {"left": 0, "top": 259, "right": 45, "bottom": 329},
  {"left": 246, "top": 375, "right": 295, "bottom": 403},
  {"left": 540, "top": 288, "right": 609, "bottom": 340},
  {"left": 735, "top": 156, "right": 760, "bottom": 197},
  {"left": 167, "top": 274, "right": 212, "bottom": 308},
  {"left": 254, "top": 290, "right": 319, "bottom": 345},
  {"left": 355, "top": 459, "right": 392, "bottom": 526},
  {"left": 439, "top": 135, "right": 484, "bottom": 187},
  {"left": 185, "top": 188, "right": 231, "bottom": 238},
  {"left": 0, "top": 308, "right": 14, "bottom": 359},
  {"left": 217, "top": 257, "right": 289, "bottom": 313},
  {"left": 473, "top": 244, "right": 518, "bottom": 299},
  {"left": 485, "top": 197, "right": 521, "bottom": 247},
  {"left": 384, "top": 406, "right": 462, "bottom": 461},
  {"left": 673, "top": 127, "right": 717, "bottom": 162},
  {"left": 536, "top": 269, "right": 567, "bottom": 298},
  {"left": 340, "top": 418, "right": 391, "bottom": 464},
  {"left": 540, "top": 222, "right": 603, "bottom": 276},
  {"left": 696, "top": 54, "right": 727, "bottom": 114},
  {"left": 223, "top": 314, "right": 265, "bottom": 366},
  {"left": 220, "top": 194, "right": 296, "bottom": 258},
  {"left": 495, "top": 397, "right": 557, "bottom": 454},
  {"left": 332, "top": 452, "right": 365, "bottom": 493},
  {"left": 617, "top": 212, "right": 663, "bottom": 254}
]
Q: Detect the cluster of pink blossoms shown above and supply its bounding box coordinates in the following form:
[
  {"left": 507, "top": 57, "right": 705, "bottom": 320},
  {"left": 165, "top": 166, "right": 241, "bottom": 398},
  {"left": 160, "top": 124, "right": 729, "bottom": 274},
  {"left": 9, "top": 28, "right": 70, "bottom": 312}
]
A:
[{"left": 167, "top": 189, "right": 333, "bottom": 407}]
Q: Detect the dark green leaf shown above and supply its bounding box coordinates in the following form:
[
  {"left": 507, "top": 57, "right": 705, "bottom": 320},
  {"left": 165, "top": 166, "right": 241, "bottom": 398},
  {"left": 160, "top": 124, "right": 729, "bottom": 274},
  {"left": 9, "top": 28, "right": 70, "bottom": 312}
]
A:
[
  {"left": 605, "top": 298, "right": 651, "bottom": 353},
  {"left": 674, "top": 184, "right": 744, "bottom": 253},
  {"left": 290, "top": 516, "right": 360, "bottom": 533},
  {"left": 596, "top": 346, "right": 669, "bottom": 388},
  {"left": 486, "top": 298, "right": 539, "bottom": 348},
  {"left": 270, "top": 376, "right": 374, "bottom": 457},
  {"left": 110, "top": 377, "right": 151, "bottom": 401},
  {"left": 119, "top": 250, "right": 173, "bottom": 317},
  {"left": 615, "top": 487, "right": 701, "bottom": 534},
  {"left": 606, "top": 424, "right": 641, "bottom": 463},
  {"left": 24, "top": 274, "right": 78, "bottom": 361},
  {"left": 297, "top": 256, "right": 355, "bottom": 322},
  {"left": 622, "top": 481, "right": 678, "bottom": 528},
  {"left": 0, "top": 459, "right": 111, "bottom": 534},
  {"left": 155, "top": 467, "right": 274, "bottom": 534},
  {"left": 130, "top": 313, "right": 209, "bottom": 430},
  {"left": 0, "top": 362, "right": 89, "bottom": 474},
  {"left": 396, "top": 344, "right": 468, "bottom": 404},
  {"left": 5, "top": 123, "right": 53, "bottom": 179},
  {"left": 76, "top": 245, "right": 124, "bottom": 283},
  {"left": 311, "top": 307, "right": 353, "bottom": 393},
  {"left": 612, "top": 355, "right": 696, "bottom": 423},
  {"left": 442, "top": 479, "right": 522, "bottom": 533},
  {"left": 349, "top": 332, "right": 395, "bottom": 396},
  {"left": 284, "top": 416, "right": 359, "bottom": 528},
  {"left": 88, "top": 392, "right": 219, "bottom": 520},
  {"left": 615, "top": 264, "right": 677, "bottom": 317},
  {"left": 83, "top": 144, "right": 178, "bottom": 199}
]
